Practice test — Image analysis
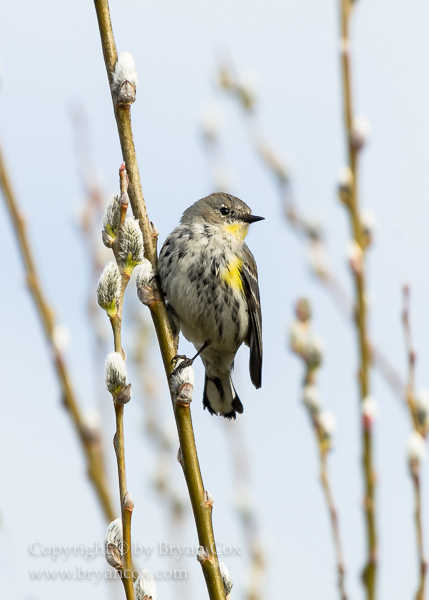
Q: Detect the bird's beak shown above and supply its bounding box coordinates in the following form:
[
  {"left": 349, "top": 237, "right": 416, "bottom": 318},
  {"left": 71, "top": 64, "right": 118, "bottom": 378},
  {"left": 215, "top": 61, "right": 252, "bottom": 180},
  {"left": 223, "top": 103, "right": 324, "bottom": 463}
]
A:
[{"left": 242, "top": 214, "right": 265, "bottom": 224}]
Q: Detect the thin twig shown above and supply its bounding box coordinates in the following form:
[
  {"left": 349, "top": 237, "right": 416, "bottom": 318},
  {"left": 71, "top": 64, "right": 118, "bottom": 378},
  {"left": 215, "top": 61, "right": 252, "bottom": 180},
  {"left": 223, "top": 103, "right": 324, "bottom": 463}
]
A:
[
  {"left": 108, "top": 166, "right": 135, "bottom": 600},
  {"left": 402, "top": 286, "right": 427, "bottom": 600},
  {"left": 319, "top": 452, "right": 347, "bottom": 600},
  {"left": 92, "top": 3, "right": 225, "bottom": 598},
  {"left": 412, "top": 473, "right": 426, "bottom": 600},
  {"left": 306, "top": 372, "right": 347, "bottom": 599},
  {"left": 290, "top": 300, "right": 348, "bottom": 600},
  {"left": 338, "top": 2, "right": 377, "bottom": 596},
  {"left": 0, "top": 138, "right": 115, "bottom": 523},
  {"left": 402, "top": 286, "right": 417, "bottom": 426}
]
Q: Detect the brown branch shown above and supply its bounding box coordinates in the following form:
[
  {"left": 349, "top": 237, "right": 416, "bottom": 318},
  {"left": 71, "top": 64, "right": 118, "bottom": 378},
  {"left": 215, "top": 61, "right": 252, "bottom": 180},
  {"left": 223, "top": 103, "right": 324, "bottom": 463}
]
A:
[
  {"left": 402, "top": 286, "right": 427, "bottom": 600},
  {"left": 0, "top": 138, "right": 115, "bottom": 524},
  {"left": 304, "top": 372, "right": 348, "bottom": 600},
  {"left": 319, "top": 452, "right": 347, "bottom": 600},
  {"left": 290, "top": 300, "right": 348, "bottom": 600},
  {"left": 338, "top": 2, "right": 377, "bottom": 596},
  {"left": 92, "top": 2, "right": 225, "bottom": 598}
]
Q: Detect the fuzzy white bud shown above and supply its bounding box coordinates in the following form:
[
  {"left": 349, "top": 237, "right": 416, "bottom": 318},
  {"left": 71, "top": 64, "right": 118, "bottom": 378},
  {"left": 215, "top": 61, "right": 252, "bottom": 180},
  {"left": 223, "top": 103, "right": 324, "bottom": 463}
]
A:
[
  {"left": 111, "top": 52, "right": 138, "bottom": 106},
  {"left": 361, "top": 208, "right": 376, "bottom": 247},
  {"left": 362, "top": 395, "right": 378, "bottom": 428},
  {"left": 289, "top": 320, "right": 309, "bottom": 355},
  {"left": 407, "top": 432, "right": 427, "bottom": 468},
  {"left": 352, "top": 115, "right": 371, "bottom": 151},
  {"left": 308, "top": 240, "right": 330, "bottom": 279},
  {"left": 303, "top": 335, "right": 324, "bottom": 370},
  {"left": 118, "top": 217, "right": 144, "bottom": 274},
  {"left": 82, "top": 408, "right": 101, "bottom": 442},
  {"left": 204, "top": 490, "right": 214, "bottom": 506},
  {"left": 295, "top": 298, "right": 311, "bottom": 323},
  {"left": 102, "top": 195, "right": 121, "bottom": 240},
  {"left": 52, "top": 324, "right": 70, "bottom": 353},
  {"left": 319, "top": 411, "right": 336, "bottom": 440},
  {"left": 219, "top": 562, "right": 233, "bottom": 597},
  {"left": 97, "top": 262, "right": 121, "bottom": 317},
  {"left": 136, "top": 259, "right": 156, "bottom": 307},
  {"left": 105, "top": 518, "right": 123, "bottom": 569},
  {"left": 415, "top": 389, "right": 429, "bottom": 433},
  {"left": 197, "top": 546, "right": 210, "bottom": 564},
  {"left": 238, "top": 69, "right": 260, "bottom": 110},
  {"left": 347, "top": 240, "right": 363, "bottom": 275},
  {"left": 105, "top": 352, "right": 128, "bottom": 395},
  {"left": 134, "top": 569, "right": 157, "bottom": 600},
  {"left": 135, "top": 259, "right": 155, "bottom": 288},
  {"left": 338, "top": 166, "right": 353, "bottom": 203},
  {"left": 302, "top": 384, "right": 321, "bottom": 416}
]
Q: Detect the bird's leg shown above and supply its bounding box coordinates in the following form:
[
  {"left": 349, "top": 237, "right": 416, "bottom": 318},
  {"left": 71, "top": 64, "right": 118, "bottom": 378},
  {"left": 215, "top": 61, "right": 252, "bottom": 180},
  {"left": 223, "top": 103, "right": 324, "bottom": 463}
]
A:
[{"left": 170, "top": 342, "right": 209, "bottom": 375}]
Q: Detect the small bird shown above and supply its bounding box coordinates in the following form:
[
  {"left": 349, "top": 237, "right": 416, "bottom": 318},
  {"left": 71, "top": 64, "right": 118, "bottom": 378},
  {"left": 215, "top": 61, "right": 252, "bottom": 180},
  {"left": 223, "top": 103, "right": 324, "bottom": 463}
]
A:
[{"left": 158, "top": 192, "right": 263, "bottom": 419}]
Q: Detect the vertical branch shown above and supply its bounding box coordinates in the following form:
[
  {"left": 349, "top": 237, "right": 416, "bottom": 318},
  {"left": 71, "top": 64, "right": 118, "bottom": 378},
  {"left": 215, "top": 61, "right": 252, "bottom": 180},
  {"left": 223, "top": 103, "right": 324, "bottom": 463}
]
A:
[
  {"left": 290, "top": 299, "right": 348, "bottom": 600},
  {"left": 92, "top": 2, "right": 225, "bottom": 598},
  {"left": 402, "top": 286, "right": 427, "bottom": 600},
  {"left": 105, "top": 166, "right": 135, "bottom": 600},
  {"left": 319, "top": 452, "right": 347, "bottom": 600},
  {"left": 402, "top": 286, "right": 417, "bottom": 427},
  {"left": 337, "top": 1, "right": 377, "bottom": 596},
  {"left": 0, "top": 138, "right": 115, "bottom": 524}
]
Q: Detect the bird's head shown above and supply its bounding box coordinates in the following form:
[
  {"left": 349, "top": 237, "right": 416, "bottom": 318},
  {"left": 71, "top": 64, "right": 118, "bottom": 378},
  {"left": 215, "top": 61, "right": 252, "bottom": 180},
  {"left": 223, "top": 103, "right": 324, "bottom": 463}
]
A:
[{"left": 181, "top": 192, "right": 264, "bottom": 241}]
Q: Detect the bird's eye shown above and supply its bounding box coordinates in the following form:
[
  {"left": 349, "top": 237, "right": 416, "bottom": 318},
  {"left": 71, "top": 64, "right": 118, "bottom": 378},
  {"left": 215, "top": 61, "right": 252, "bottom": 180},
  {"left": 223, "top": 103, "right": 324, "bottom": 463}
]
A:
[{"left": 220, "top": 206, "right": 229, "bottom": 216}]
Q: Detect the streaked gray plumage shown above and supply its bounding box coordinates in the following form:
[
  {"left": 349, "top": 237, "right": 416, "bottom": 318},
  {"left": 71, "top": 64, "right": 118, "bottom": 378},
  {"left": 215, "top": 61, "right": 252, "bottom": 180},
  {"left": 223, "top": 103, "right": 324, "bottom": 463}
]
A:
[{"left": 158, "top": 192, "right": 263, "bottom": 418}]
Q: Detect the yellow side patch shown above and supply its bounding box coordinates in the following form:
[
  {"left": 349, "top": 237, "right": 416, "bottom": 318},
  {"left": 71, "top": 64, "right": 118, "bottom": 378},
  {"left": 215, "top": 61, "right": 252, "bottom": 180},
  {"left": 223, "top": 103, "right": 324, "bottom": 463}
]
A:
[
  {"left": 220, "top": 256, "right": 244, "bottom": 292},
  {"left": 225, "top": 223, "right": 249, "bottom": 241}
]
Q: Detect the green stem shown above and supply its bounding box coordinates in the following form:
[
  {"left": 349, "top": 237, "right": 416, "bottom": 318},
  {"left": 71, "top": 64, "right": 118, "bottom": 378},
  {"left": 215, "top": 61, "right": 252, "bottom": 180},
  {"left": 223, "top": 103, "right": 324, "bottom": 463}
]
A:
[
  {"left": 93, "top": 2, "right": 225, "bottom": 597},
  {"left": 413, "top": 472, "right": 426, "bottom": 600},
  {"left": 338, "top": 2, "right": 377, "bottom": 596},
  {"left": 114, "top": 404, "right": 135, "bottom": 600},
  {"left": 402, "top": 289, "right": 427, "bottom": 600},
  {"left": 319, "top": 452, "right": 347, "bottom": 600}
]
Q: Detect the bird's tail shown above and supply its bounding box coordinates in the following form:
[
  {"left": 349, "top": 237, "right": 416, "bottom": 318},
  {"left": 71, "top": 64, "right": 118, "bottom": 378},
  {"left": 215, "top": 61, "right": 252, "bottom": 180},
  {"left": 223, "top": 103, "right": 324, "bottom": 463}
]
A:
[{"left": 203, "top": 373, "right": 244, "bottom": 419}]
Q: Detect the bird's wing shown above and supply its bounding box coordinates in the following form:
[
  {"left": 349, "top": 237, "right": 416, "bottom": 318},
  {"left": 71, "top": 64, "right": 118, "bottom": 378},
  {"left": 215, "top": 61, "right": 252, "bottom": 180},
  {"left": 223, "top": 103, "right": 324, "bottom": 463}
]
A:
[{"left": 240, "top": 245, "right": 262, "bottom": 388}]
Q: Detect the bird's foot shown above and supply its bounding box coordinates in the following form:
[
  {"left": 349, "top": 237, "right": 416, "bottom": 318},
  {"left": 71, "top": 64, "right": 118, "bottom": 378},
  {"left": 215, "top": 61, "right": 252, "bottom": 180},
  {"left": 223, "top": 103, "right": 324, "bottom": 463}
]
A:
[{"left": 170, "top": 355, "right": 194, "bottom": 378}]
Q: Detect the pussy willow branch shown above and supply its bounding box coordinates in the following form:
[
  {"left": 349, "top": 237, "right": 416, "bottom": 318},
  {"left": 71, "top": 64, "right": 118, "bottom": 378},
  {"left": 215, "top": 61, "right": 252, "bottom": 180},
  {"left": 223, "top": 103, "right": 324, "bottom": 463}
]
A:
[
  {"left": 302, "top": 369, "right": 347, "bottom": 600},
  {"left": 110, "top": 167, "right": 134, "bottom": 600},
  {"left": 93, "top": 2, "right": 225, "bottom": 598},
  {"left": 402, "top": 287, "right": 426, "bottom": 600},
  {"left": 338, "top": 2, "right": 377, "bottom": 596},
  {"left": 319, "top": 451, "right": 347, "bottom": 600},
  {"left": 0, "top": 138, "right": 115, "bottom": 523},
  {"left": 216, "top": 64, "right": 405, "bottom": 402}
]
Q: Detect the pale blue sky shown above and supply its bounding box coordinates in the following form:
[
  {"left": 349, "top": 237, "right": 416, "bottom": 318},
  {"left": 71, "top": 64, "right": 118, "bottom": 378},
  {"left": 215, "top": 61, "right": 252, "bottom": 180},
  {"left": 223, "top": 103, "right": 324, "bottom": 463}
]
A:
[{"left": 1, "top": 1, "right": 429, "bottom": 599}]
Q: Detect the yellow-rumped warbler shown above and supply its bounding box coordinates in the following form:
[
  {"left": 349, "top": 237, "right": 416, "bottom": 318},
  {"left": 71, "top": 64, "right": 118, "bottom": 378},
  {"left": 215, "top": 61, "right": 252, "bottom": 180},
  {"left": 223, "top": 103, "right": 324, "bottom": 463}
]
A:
[{"left": 158, "top": 192, "right": 263, "bottom": 419}]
